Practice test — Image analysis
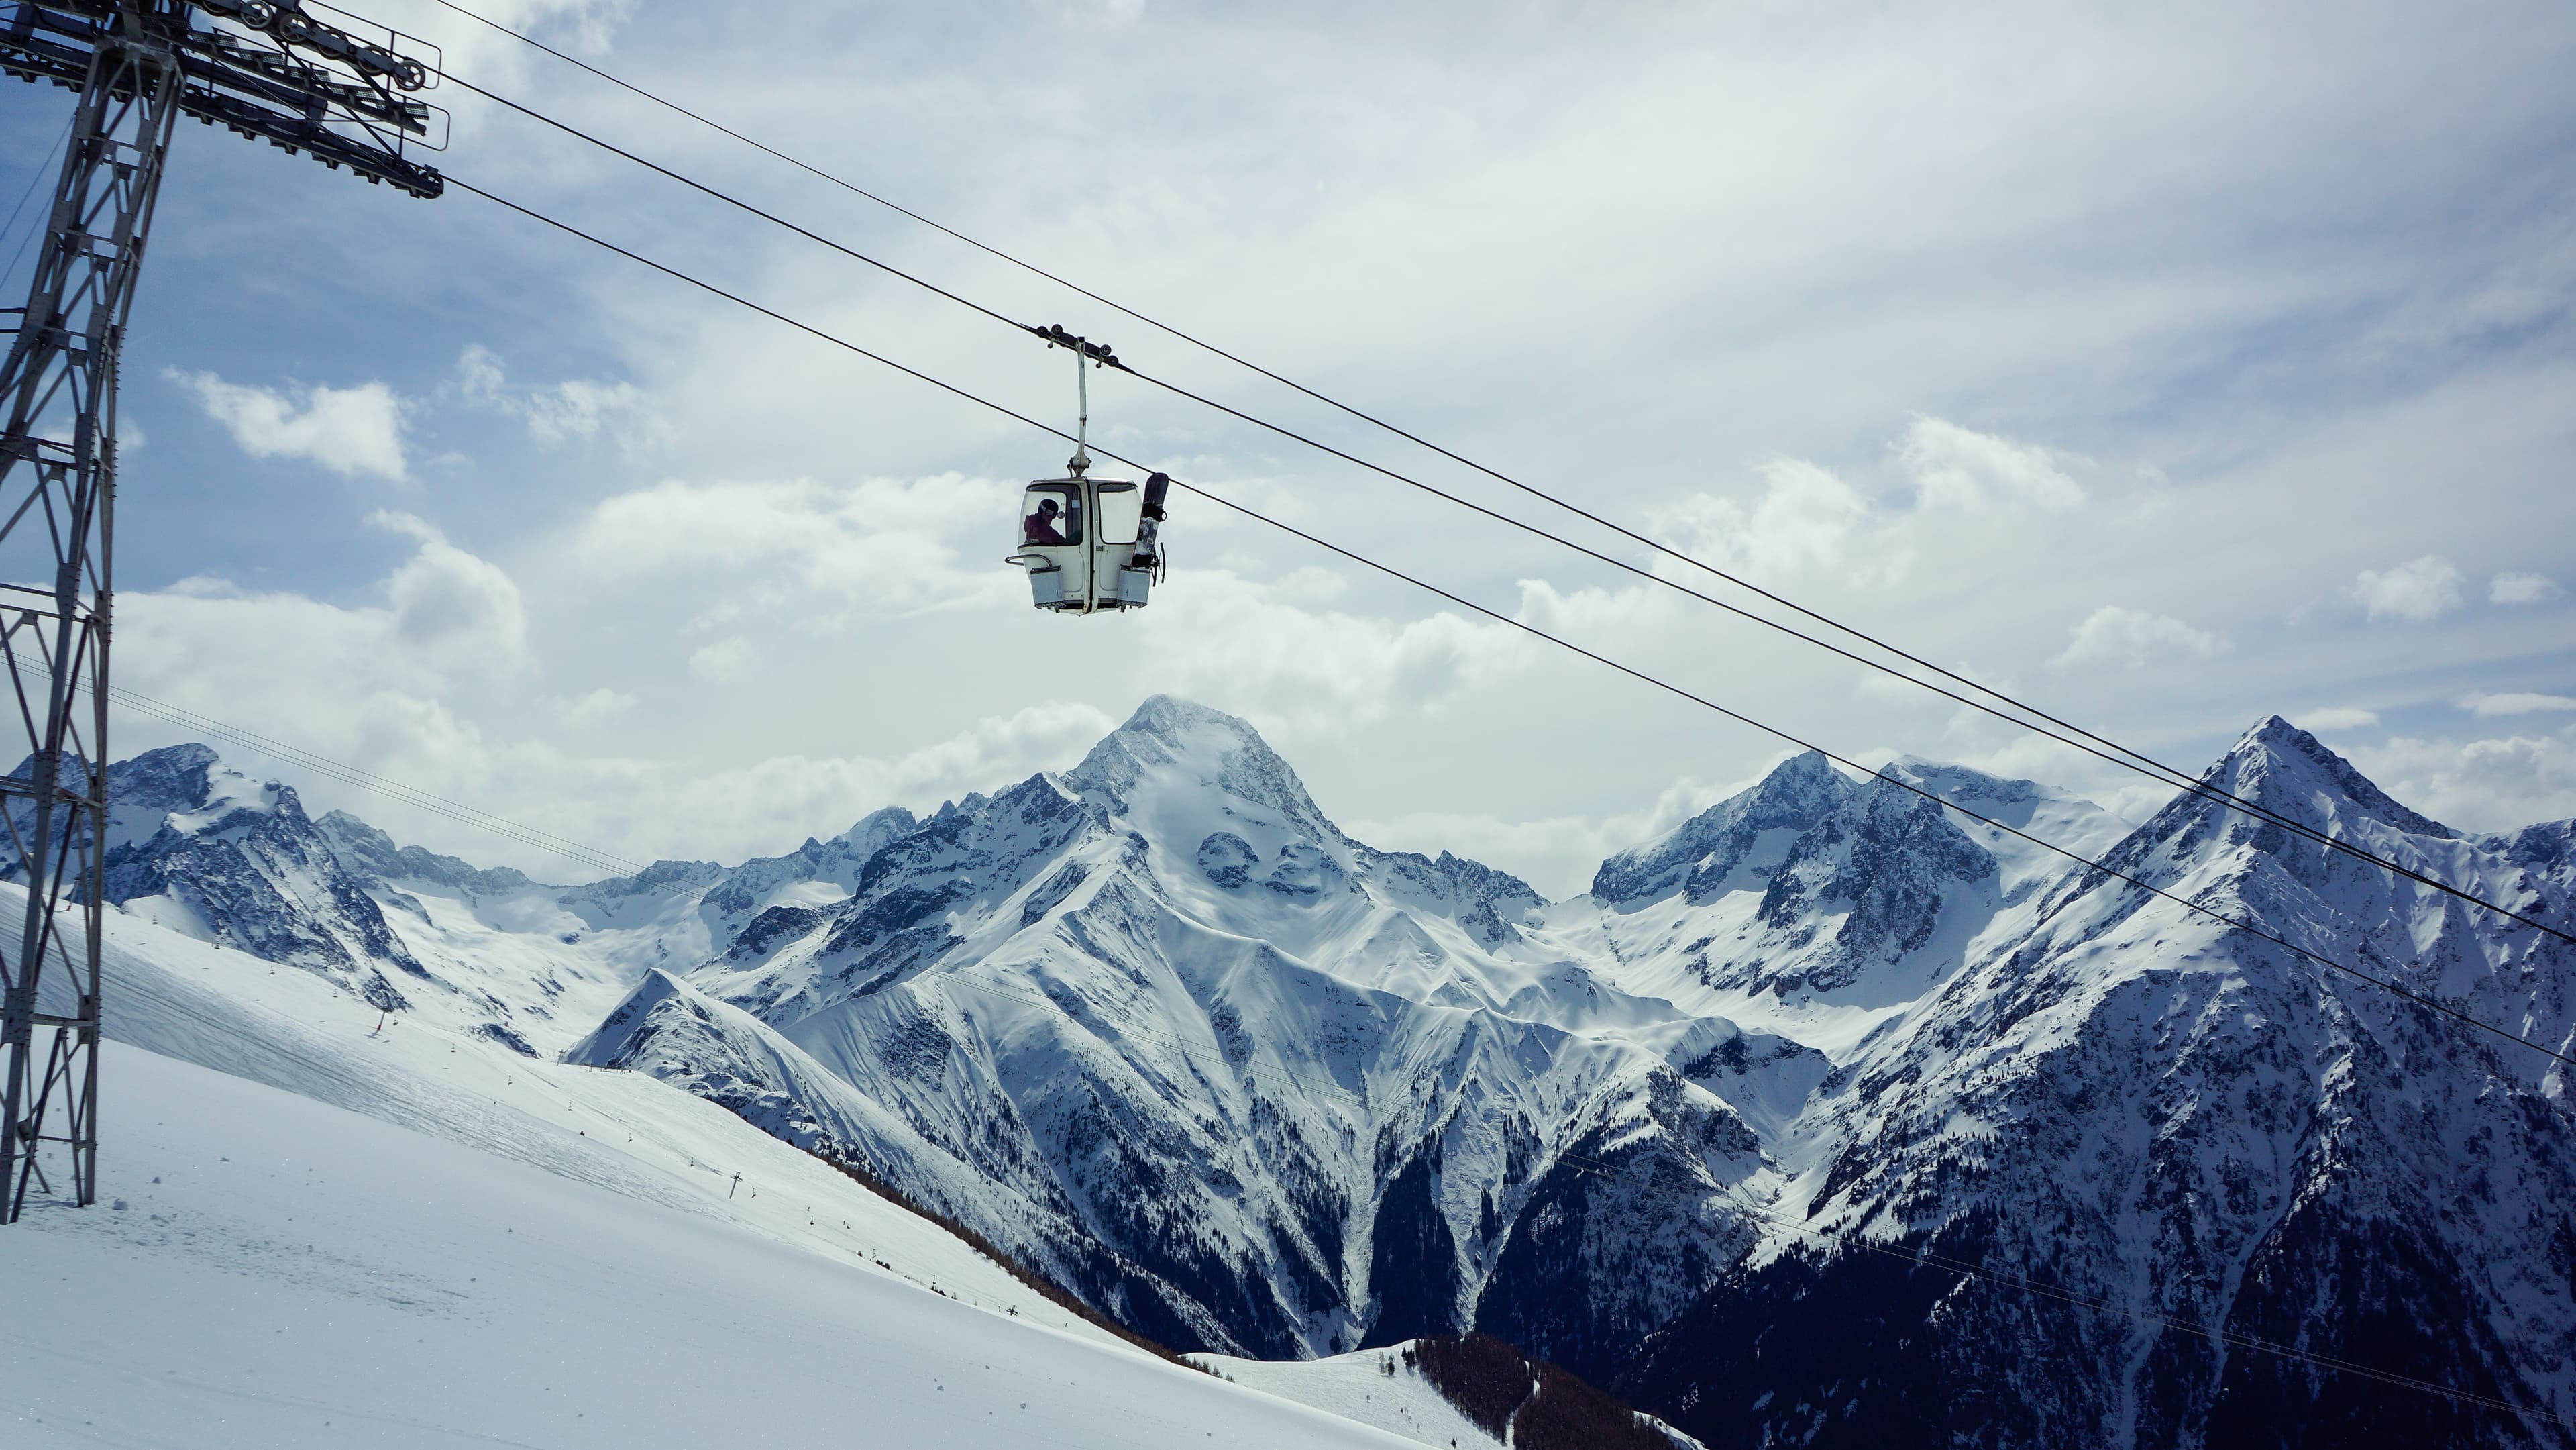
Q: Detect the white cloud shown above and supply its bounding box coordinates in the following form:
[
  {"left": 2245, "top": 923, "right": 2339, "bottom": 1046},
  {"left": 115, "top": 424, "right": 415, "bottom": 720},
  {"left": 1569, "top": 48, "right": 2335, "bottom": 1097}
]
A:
[
  {"left": 2347, "top": 555, "right": 2465, "bottom": 621},
  {"left": 1648, "top": 459, "right": 1904, "bottom": 586},
  {"left": 875, "top": 702, "right": 1119, "bottom": 798},
  {"left": 528, "top": 0, "right": 633, "bottom": 56},
  {"left": 551, "top": 688, "right": 637, "bottom": 727},
  {"left": 170, "top": 368, "right": 407, "bottom": 480},
  {"left": 121, "top": 517, "right": 533, "bottom": 715},
  {"left": 2097, "top": 780, "right": 2186, "bottom": 827},
  {"left": 2491, "top": 572, "right": 2563, "bottom": 606},
  {"left": 2460, "top": 692, "right": 2576, "bottom": 717},
  {"left": 2299, "top": 707, "right": 2380, "bottom": 731},
  {"left": 456, "top": 344, "right": 652, "bottom": 448},
  {"left": 2349, "top": 725, "right": 2576, "bottom": 834},
  {"left": 570, "top": 474, "right": 1018, "bottom": 630},
  {"left": 1347, "top": 760, "right": 1791, "bottom": 899},
  {"left": 1134, "top": 567, "right": 1534, "bottom": 743},
  {"left": 418, "top": 0, "right": 634, "bottom": 116},
  {"left": 2052, "top": 606, "right": 2231, "bottom": 670},
  {"left": 372, "top": 512, "right": 535, "bottom": 678},
  {"left": 1896, "top": 416, "right": 2084, "bottom": 513},
  {"left": 688, "top": 635, "right": 760, "bottom": 682}
]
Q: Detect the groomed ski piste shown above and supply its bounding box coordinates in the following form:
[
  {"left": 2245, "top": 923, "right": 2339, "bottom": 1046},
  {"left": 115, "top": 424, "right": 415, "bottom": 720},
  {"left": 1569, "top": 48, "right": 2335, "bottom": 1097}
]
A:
[{"left": 0, "top": 880, "right": 1464, "bottom": 1449}]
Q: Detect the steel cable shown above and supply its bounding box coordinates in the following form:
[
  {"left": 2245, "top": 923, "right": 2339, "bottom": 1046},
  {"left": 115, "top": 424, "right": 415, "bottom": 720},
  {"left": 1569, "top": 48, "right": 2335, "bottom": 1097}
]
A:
[
  {"left": 435, "top": 175, "right": 2576, "bottom": 1073},
  {"left": 415, "top": 62, "right": 2576, "bottom": 953}
]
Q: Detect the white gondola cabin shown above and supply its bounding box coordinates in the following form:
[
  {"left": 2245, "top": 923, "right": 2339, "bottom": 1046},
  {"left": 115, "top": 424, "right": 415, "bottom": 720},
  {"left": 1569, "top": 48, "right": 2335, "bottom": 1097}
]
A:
[
  {"left": 1012, "top": 472, "right": 1165, "bottom": 613},
  {"left": 1008, "top": 327, "right": 1169, "bottom": 614}
]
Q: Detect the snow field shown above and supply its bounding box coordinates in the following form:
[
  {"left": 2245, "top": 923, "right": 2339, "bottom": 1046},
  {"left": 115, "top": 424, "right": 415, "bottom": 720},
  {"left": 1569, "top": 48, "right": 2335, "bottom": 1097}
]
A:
[
  {"left": 35, "top": 879, "right": 1089, "bottom": 1337},
  {"left": 1193, "top": 1345, "right": 1507, "bottom": 1449},
  {"left": 3, "top": 1045, "right": 1426, "bottom": 1449}
]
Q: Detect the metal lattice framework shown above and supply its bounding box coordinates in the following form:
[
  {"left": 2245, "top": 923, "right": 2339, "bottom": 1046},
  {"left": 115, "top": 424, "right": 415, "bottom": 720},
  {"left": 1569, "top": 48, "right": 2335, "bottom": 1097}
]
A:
[{"left": 0, "top": 0, "right": 441, "bottom": 1223}]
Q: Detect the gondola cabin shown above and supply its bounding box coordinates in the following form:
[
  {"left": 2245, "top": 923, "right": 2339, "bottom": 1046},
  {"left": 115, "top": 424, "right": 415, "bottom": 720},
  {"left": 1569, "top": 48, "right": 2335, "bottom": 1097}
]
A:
[
  {"left": 1012, "top": 470, "right": 1167, "bottom": 614},
  {"left": 1008, "top": 327, "right": 1167, "bottom": 614}
]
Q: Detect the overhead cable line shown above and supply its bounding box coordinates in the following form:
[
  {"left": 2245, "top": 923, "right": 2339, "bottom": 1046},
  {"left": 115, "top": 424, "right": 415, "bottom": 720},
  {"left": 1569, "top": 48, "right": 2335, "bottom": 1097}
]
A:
[
  {"left": 1553, "top": 1151, "right": 2574, "bottom": 1434},
  {"left": 421, "top": 62, "right": 2575, "bottom": 955},
  {"left": 0, "top": 107, "right": 76, "bottom": 291},
  {"left": 441, "top": 175, "right": 2576, "bottom": 1074},
  {"left": 411, "top": 0, "right": 2563, "bottom": 949}
]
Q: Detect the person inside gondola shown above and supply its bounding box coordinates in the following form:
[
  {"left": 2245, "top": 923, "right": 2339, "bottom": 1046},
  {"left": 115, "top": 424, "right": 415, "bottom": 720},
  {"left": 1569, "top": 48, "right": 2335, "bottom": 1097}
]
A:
[
  {"left": 1024, "top": 497, "right": 1066, "bottom": 546},
  {"left": 1025, "top": 494, "right": 1079, "bottom": 546}
]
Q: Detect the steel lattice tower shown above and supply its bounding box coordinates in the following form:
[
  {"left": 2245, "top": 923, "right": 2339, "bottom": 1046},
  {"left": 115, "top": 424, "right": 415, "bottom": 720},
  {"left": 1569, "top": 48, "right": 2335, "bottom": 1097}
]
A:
[{"left": 0, "top": 0, "right": 443, "bottom": 1223}]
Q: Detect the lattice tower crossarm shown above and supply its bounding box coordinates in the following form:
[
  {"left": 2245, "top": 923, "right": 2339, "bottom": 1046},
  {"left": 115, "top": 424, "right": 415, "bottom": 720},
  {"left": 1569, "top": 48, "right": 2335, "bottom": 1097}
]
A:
[{"left": 0, "top": 1, "right": 186, "bottom": 1222}]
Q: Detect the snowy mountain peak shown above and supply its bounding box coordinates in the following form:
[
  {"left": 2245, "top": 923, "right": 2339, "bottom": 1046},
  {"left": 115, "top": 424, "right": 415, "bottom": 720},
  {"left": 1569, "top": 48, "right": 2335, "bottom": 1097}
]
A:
[
  {"left": 101, "top": 741, "right": 221, "bottom": 806},
  {"left": 1590, "top": 749, "right": 1856, "bottom": 907},
  {"left": 2205, "top": 714, "right": 2457, "bottom": 842},
  {"left": 838, "top": 805, "right": 920, "bottom": 849},
  {"left": 1878, "top": 756, "right": 2043, "bottom": 811},
  {"left": 21, "top": 742, "right": 302, "bottom": 858},
  {"left": 317, "top": 809, "right": 542, "bottom": 895},
  {"left": 1066, "top": 695, "right": 1338, "bottom": 843}
]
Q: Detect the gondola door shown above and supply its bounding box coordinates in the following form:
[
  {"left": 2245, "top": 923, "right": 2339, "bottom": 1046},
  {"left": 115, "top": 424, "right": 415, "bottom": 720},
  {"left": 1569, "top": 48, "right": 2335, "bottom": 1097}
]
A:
[
  {"left": 1092, "top": 480, "right": 1148, "bottom": 608},
  {"left": 1014, "top": 478, "right": 1091, "bottom": 611}
]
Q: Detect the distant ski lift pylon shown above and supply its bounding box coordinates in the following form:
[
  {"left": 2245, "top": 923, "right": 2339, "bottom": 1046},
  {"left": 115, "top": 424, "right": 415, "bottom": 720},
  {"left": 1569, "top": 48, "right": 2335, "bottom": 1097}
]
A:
[{"left": 1009, "top": 325, "right": 1168, "bottom": 614}]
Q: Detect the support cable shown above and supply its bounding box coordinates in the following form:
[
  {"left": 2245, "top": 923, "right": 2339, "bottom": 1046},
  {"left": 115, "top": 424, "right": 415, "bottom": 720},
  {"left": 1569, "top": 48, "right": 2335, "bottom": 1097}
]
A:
[
  {"left": 423, "top": 66, "right": 2575, "bottom": 953},
  {"left": 409, "top": 0, "right": 2570, "bottom": 947},
  {"left": 0, "top": 109, "right": 76, "bottom": 295},
  {"left": 441, "top": 177, "right": 2576, "bottom": 1072}
]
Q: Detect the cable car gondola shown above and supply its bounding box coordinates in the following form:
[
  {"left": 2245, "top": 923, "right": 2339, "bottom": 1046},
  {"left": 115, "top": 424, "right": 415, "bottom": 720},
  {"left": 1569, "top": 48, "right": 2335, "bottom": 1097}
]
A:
[{"left": 1009, "top": 328, "right": 1168, "bottom": 614}]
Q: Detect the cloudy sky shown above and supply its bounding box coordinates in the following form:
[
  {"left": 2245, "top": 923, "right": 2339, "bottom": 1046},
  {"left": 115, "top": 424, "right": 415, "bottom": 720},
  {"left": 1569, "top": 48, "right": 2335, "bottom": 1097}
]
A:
[{"left": 3, "top": 0, "right": 2571, "bottom": 896}]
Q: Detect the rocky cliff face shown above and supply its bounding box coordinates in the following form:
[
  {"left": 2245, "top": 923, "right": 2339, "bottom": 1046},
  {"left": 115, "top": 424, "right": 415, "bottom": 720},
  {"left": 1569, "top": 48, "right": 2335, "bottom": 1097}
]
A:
[
  {"left": 80, "top": 705, "right": 2576, "bottom": 1446},
  {"left": 7, "top": 745, "right": 427, "bottom": 1011}
]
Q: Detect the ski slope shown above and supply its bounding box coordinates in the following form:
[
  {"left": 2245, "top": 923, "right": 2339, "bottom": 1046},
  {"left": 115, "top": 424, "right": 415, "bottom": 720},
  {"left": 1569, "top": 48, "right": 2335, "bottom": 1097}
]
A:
[
  {"left": 2, "top": 886, "right": 1424, "bottom": 1449},
  {"left": 1195, "top": 1347, "right": 1508, "bottom": 1449}
]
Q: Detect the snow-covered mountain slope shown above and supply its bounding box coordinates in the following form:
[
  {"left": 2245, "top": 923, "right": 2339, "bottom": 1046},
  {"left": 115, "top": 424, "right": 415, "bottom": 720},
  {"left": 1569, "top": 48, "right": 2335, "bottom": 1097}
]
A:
[
  {"left": 0, "top": 1044, "right": 1430, "bottom": 1450},
  {"left": 46, "top": 701, "right": 2576, "bottom": 1448},
  {"left": 1198, "top": 1339, "right": 1708, "bottom": 1450},
  {"left": 619, "top": 698, "right": 1767, "bottom": 1361},
  {"left": 34, "top": 744, "right": 927, "bottom": 1061},
  {"left": 1196, "top": 1344, "right": 1513, "bottom": 1450},
  {"left": 1614, "top": 718, "right": 2576, "bottom": 1447},
  {"left": 25, "top": 876, "right": 1108, "bottom": 1339},
  {"left": 6, "top": 744, "right": 433, "bottom": 1013},
  {"left": 1564, "top": 747, "right": 2137, "bottom": 1057}
]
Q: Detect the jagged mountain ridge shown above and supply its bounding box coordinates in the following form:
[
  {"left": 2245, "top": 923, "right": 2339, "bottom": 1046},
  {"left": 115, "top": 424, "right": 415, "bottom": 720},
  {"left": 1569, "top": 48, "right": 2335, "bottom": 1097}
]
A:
[
  {"left": 645, "top": 697, "right": 1766, "bottom": 1356},
  {"left": 1609, "top": 717, "right": 2576, "bottom": 1447},
  {"left": 60, "top": 701, "right": 2576, "bottom": 1447}
]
